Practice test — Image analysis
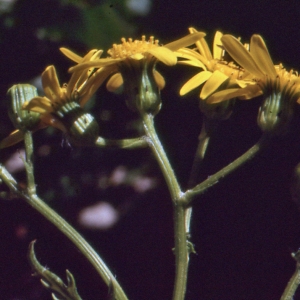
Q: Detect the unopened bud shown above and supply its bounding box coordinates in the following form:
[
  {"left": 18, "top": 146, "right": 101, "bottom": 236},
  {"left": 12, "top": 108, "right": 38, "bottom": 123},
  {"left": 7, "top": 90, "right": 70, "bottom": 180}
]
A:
[{"left": 7, "top": 84, "right": 40, "bottom": 131}]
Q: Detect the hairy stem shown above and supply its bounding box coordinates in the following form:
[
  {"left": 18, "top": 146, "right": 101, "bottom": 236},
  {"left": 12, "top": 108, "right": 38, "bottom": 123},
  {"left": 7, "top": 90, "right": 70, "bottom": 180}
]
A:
[{"left": 142, "top": 113, "right": 189, "bottom": 300}]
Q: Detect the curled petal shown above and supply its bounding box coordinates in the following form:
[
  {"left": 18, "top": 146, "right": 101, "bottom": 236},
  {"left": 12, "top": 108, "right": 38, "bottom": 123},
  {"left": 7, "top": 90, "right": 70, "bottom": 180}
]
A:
[
  {"left": 180, "top": 71, "right": 212, "bottom": 95},
  {"left": 200, "top": 70, "right": 229, "bottom": 99},
  {"left": 221, "top": 35, "right": 264, "bottom": 78},
  {"left": 106, "top": 73, "right": 123, "bottom": 93},
  {"left": 188, "top": 28, "right": 212, "bottom": 60},
  {"left": 42, "top": 66, "right": 62, "bottom": 102},
  {"left": 80, "top": 67, "right": 116, "bottom": 106},
  {"left": 0, "top": 130, "right": 25, "bottom": 149},
  {"left": 250, "top": 35, "right": 276, "bottom": 77},
  {"left": 60, "top": 47, "right": 83, "bottom": 63},
  {"left": 23, "top": 97, "right": 54, "bottom": 114},
  {"left": 153, "top": 70, "right": 165, "bottom": 90}
]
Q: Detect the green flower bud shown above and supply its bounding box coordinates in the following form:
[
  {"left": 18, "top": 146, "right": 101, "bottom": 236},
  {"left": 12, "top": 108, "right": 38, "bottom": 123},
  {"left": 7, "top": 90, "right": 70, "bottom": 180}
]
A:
[
  {"left": 121, "top": 59, "right": 162, "bottom": 115},
  {"left": 55, "top": 101, "right": 99, "bottom": 146},
  {"left": 257, "top": 91, "right": 294, "bottom": 136},
  {"left": 7, "top": 84, "right": 40, "bottom": 132}
]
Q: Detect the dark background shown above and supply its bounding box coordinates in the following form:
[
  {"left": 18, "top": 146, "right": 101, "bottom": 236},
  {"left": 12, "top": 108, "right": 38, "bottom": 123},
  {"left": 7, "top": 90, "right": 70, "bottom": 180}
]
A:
[{"left": 1, "top": 0, "right": 300, "bottom": 299}]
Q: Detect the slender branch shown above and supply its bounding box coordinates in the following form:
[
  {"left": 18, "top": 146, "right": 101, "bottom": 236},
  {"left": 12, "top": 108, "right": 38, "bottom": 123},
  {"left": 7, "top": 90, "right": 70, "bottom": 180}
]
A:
[
  {"left": 185, "top": 134, "right": 270, "bottom": 204},
  {"left": 0, "top": 163, "right": 128, "bottom": 300},
  {"left": 95, "top": 136, "right": 148, "bottom": 149},
  {"left": 141, "top": 113, "right": 189, "bottom": 300},
  {"left": 280, "top": 250, "right": 300, "bottom": 300},
  {"left": 19, "top": 131, "right": 129, "bottom": 300},
  {"left": 141, "top": 113, "right": 182, "bottom": 201}
]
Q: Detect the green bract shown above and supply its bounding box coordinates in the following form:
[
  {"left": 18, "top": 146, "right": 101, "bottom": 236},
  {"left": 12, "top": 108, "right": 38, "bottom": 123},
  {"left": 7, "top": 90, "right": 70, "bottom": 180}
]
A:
[{"left": 7, "top": 84, "right": 41, "bottom": 132}]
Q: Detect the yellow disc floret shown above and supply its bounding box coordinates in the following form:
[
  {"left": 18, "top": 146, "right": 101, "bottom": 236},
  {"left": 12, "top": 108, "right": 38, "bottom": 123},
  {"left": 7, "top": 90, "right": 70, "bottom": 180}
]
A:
[{"left": 108, "top": 36, "right": 160, "bottom": 59}]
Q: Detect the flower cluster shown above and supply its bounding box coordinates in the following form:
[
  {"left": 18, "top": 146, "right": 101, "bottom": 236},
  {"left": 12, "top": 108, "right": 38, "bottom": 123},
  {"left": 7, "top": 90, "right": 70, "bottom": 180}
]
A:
[{"left": 2, "top": 28, "right": 300, "bottom": 147}]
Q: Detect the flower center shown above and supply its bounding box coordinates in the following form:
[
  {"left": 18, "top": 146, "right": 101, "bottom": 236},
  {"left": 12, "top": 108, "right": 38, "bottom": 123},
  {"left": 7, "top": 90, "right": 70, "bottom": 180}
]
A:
[{"left": 108, "top": 36, "right": 160, "bottom": 59}]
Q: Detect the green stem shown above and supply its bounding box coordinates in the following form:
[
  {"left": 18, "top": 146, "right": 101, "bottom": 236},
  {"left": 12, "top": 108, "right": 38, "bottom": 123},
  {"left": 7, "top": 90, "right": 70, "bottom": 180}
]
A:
[
  {"left": 24, "top": 131, "right": 36, "bottom": 194},
  {"left": 20, "top": 132, "right": 129, "bottom": 300},
  {"left": 142, "top": 113, "right": 182, "bottom": 201},
  {"left": 280, "top": 251, "right": 300, "bottom": 300},
  {"left": 95, "top": 136, "right": 148, "bottom": 149},
  {"left": 185, "top": 134, "right": 270, "bottom": 204},
  {"left": 141, "top": 113, "right": 189, "bottom": 300},
  {"left": 173, "top": 205, "right": 189, "bottom": 300}
]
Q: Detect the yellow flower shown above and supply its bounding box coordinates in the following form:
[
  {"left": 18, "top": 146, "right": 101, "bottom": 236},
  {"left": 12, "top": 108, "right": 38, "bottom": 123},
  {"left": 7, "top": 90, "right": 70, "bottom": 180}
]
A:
[
  {"left": 207, "top": 34, "right": 300, "bottom": 105},
  {"left": 61, "top": 32, "right": 205, "bottom": 113},
  {"left": 179, "top": 28, "right": 254, "bottom": 100},
  {"left": 20, "top": 49, "right": 108, "bottom": 146},
  {"left": 62, "top": 32, "right": 205, "bottom": 90}
]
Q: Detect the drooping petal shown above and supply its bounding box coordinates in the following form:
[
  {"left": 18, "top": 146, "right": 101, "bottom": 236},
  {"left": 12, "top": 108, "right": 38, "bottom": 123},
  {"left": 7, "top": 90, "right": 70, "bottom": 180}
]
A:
[
  {"left": 164, "top": 31, "right": 206, "bottom": 51},
  {"left": 221, "top": 35, "right": 264, "bottom": 78},
  {"left": 147, "top": 47, "right": 177, "bottom": 66},
  {"left": 153, "top": 70, "right": 166, "bottom": 90},
  {"left": 60, "top": 47, "right": 83, "bottom": 63},
  {"left": 41, "top": 114, "right": 67, "bottom": 132},
  {"left": 69, "top": 58, "right": 122, "bottom": 73},
  {"left": 60, "top": 48, "right": 100, "bottom": 63},
  {"left": 80, "top": 66, "right": 117, "bottom": 107},
  {"left": 106, "top": 73, "right": 123, "bottom": 92},
  {"left": 176, "top": 48, "right": 207, "bottom": 67},
  {"left": 23, "top": 97, "right": 54, "bottom": 113},
  {"left": 180, "top": 71, "right": 212, "bottom": 95},
  {"left": 200, "top": 70, "right": 229, "bottom": 99},
  {"left": 0, "top": 130, "right": 25, "bottom": 149},
  {"left": 42, "top": 66, "right": 62, "bottom": 102},
  {"left": 250, "top": 35, "right": 276, "bottom": 78},
  {"left": 207, "top": 85, "right": 262, "bottom": 103},
  {"left": 213, "top": 31, "right": 223, "bottom": 60}
]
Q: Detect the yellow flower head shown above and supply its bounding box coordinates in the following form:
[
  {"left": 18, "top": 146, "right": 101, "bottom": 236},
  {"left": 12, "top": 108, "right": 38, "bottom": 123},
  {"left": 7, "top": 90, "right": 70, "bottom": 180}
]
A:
[
  {"left": 179, "top": 28, "right": 254, "bottom": 101},
  {"left": 207, "top": 34, "right": 300, "bottom": 105},
  {"left": 20, "top": 49, "right": 107, "bottom": 146},
  {"left": 61, "top": 32, "right": 205, "bottom": 113},
  {"left": 62, "top": 32, "right": 205, "bottom": 90}
]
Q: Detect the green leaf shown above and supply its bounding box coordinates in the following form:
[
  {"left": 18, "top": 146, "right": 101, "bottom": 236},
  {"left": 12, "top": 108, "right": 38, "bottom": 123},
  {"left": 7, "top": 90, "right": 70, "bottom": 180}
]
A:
[{"left": 28, "top": 240, "right": 82, "bottom": 300}]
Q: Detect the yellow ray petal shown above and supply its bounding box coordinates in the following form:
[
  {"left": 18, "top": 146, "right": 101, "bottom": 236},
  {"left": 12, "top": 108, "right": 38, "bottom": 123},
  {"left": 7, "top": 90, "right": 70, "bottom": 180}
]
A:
[
  {"left": 189, "top": 27, "right": 212, "bottom": 60},
  {"left": 180, "top": 71, "right": 212, "bottom": 95},
  {"left": 200, "top": 70, "right": 229, "bottom": 99},
  {"left": 0, "top": 130, "right": 25, "bottom": 148},
  {"left": 176, "top": 49, "right": 207, "bottom": 67},
  {"left": 60, "top": 47, "right": 83, "bottom": 63},
  {"left": 147, "top": 47, "right": 177, "bottom": 66},
  {"left": 178, "top": 60, "right": 207, "bottom": 69},
  {"left": 250, "top": 35, "right": 276, "bottom": 77},
  {"left": 106, "top": 73, "right": 123, "bottom": 92},
  {"left": 207, "top": 85, "right": 262, "bottom": 104},
  {"left": 164, "top": 31, "right": 206, "bottom": 51},
  {"left": 221, "top": 35, "right": 264, "bottom": 78},
  {"left": 69, "top": 58, "right": 121, "bottom": 73},
  {"left": 213, "top": 31, "right": 223, "bottom": 60},
  {"left": 42, "top": 66, "right": 62, "bottom": 102},
  {"left": 80, "top": 67, "right": 116, "bottom": 107},
  {"left": 23, "top": 97, "right": 53, "bottom": 113},
  {"left": 153, "top": 70, "right": 165, "bottom": 90}
]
